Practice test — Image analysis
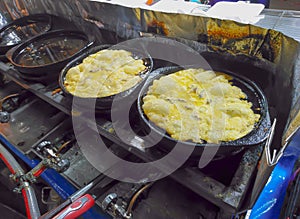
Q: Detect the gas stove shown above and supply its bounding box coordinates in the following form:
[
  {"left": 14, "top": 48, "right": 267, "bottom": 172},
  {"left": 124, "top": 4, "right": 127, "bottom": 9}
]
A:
[{"left": 0, "top": 53, "right": 268, "bottom": 219}]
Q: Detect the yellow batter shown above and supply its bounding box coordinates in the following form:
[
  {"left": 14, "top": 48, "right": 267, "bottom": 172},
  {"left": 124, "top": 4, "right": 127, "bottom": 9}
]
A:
[
  {"left": 64, "top": 49, "right": 147, "bottom": 98},
  {"left": 142, "top": 68, "right": 260, "bottom": 144}
]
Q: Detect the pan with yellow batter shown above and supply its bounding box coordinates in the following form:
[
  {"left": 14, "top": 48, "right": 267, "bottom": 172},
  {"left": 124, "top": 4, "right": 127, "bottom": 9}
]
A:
[
  {"left": 137, "top": 66, "right": 271, "bottom": 158},
  {"left": 59, "top": 45, "right": 153, "bottom": 111}
]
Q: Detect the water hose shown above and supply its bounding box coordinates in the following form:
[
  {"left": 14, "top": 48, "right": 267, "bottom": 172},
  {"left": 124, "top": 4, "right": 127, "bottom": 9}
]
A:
[{"left": 0, "top": 142, "right": 41, "bottom": 219}]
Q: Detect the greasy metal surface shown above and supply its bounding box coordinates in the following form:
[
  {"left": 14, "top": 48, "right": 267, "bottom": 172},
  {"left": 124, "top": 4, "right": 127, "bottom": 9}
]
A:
[
  {"left": 284, "top": 97, "right": 300, "bottom": 143},
  {"left": 284, "top": 56, "right": 300, "bottom": 142},
  {"left": 223, "top": 144, "right": 263, "bottom": 209},
  {"left": 173, "top": 168, "right": 230, "bottom": 210},
  {"left": 0, "top": 98, "right": 66, "bottom": 153},
  {"left": 62, "top": 143, "right": 100, "bottom": 188},
  {"left": 0, "top": 65, "right": 73, "bottom": 115},
  {"left": 172, "top": 144, "right": 263, "bottom": 213},
  {"left": 97, "top": 179, "right": 220, "bottom": 219}
]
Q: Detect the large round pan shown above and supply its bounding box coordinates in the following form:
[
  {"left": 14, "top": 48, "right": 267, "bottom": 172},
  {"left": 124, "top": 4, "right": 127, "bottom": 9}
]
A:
[
  {"left": 0, "top": 14, "right": 52, "bottom": 55},
  {"left": 6, "top": 29, "right": 94, "bottom": 81},
  {"left": 59, "top": 45, "right": 153, "bottom": 114},
  {"left": 137, "top": 66, "right": 271, "bottom": 160}
]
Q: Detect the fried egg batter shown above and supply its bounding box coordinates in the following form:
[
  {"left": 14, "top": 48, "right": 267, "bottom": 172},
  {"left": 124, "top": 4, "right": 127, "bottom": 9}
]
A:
[
  {"left": 142, "top": 68, "right": 260, "bottom": 144},
  {"left": 64, "top": 49, "right": 147, "bottom": 98}
]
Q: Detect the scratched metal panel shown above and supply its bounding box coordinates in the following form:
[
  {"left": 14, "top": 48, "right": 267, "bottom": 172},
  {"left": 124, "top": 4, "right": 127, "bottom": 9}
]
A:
[{"left": 62, "top": 143, "right": 100, "bottom": 187}]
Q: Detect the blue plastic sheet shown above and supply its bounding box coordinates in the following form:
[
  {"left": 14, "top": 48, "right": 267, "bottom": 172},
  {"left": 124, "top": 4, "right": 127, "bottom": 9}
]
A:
[
  {"left": 250, "top": 129, "right": 300, "bottom": 219},
  {"left": 209, "top": 0, "right": 270, "bottom": 7}
]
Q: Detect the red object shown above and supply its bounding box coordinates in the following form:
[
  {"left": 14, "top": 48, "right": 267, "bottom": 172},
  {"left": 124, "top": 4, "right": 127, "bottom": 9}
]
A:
[
  {"left": 146, "top": 0, "right": 160, "bottom": 6},
  {"left": 0, "top": 153, "right": 16, "bottom": 174},
  {"left": 22, "top": 189, "right": 32, "bottom": 219},
  {"left": 53, "top": 194, "right": 95, "bottom": 219},
  {"left": 0, "top": 153, "right": 32, "bottom": 219},
  {"left": 33, "top": 165, "right": 46, "bottom": 177}
]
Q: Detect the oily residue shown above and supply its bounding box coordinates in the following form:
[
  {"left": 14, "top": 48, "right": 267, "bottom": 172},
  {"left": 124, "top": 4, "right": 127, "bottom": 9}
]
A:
[
  {"left": 206, "top": 19, "right": 281, "bottom": 62},
  {"left": 147, "top": 19, "right": 169, "bottom": 36}
]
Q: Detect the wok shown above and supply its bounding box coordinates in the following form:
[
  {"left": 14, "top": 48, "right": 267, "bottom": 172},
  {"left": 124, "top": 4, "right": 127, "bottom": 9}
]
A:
[
  {"left": 59, "top": 45, "right": 153, "bottom": 114},
  {"left": 6, "top": 29, "right": 94, "bottom": 81},
  {"left": 137, "top": 66, "right": 271, "bottom": 160}
]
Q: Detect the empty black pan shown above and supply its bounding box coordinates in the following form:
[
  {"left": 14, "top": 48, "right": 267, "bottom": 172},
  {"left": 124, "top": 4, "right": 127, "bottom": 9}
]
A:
[
  {"left": 0, "top": 14, "right": 52, "bottom": 55},
  {"left": 6, "top": 29, "right": 94, "bottom": 81},
  {"left": 59, "top": 44, "right": 153, "bottom": 114},
  {"left": 137, "top": 66, "right": 271, "bottom": 160}
]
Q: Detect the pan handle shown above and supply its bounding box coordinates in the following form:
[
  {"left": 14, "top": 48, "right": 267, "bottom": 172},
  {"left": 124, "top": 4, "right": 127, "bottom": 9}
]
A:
[{"left": 5, "top": 46, "right": 17, "bottom": 62}]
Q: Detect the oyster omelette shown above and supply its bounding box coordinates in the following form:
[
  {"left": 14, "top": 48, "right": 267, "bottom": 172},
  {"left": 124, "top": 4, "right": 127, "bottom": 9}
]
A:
[
  {"left": 142, "top": 68, "right": 260, "bottom": 144},
  {"left": 64, "top": 49, "right": 147, "bottom": 98}
]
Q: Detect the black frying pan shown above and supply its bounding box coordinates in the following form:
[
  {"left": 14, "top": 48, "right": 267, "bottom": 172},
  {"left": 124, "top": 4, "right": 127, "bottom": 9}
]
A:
[
  {"left": 6, "top": 29, "right": 94, "bottom": 81},
  {"left": 59, "top": 45, "right": 153, "bottom": 114},
  {"left": 0, "top": 14, "right": 52, "bottom": 55},
  {"left": 137, "top": 66, "right": 271, "bottom": 160}
]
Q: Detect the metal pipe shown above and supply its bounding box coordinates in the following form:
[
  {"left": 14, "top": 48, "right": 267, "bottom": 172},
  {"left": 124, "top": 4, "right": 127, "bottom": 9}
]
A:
[
  {"left": 0, "top": 142, "right": 41, "bottom": 219},
  {"left": 126, "top": 183, "right": 153, "bottom": 217}
]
